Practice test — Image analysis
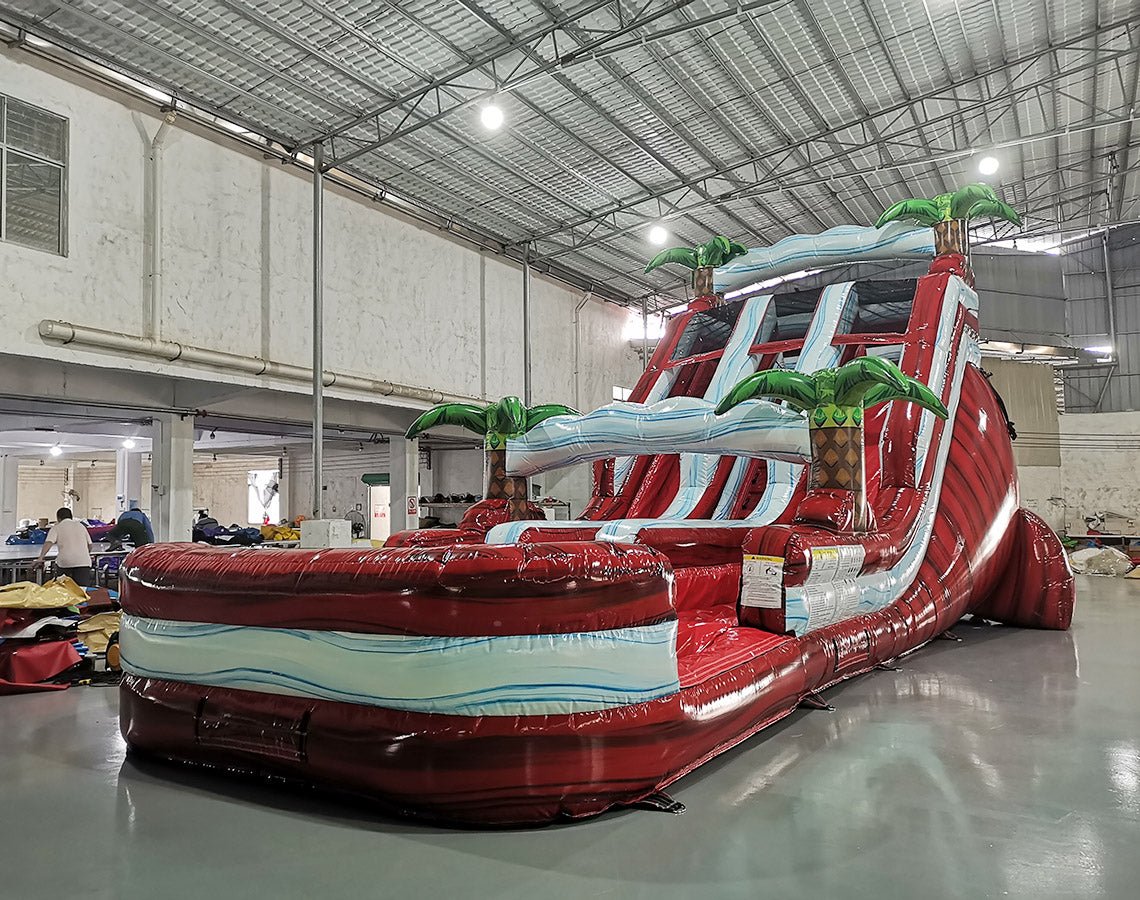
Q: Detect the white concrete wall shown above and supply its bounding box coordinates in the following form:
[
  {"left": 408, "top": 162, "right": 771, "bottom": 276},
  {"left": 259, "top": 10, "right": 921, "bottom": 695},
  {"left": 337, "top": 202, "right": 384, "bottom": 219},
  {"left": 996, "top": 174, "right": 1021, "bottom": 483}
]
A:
[
  {"left": 192, "top": 455, "right": 281, "bottom": 526},
  {"left": 15, "top": 462, "right": 119, "bottom": 522},
  {"left": 16, "top": 464, "right": 72, "bottom": 522},
  {"left": 432, "top": 449, "right": 484, "bottom": 500},
  {"left": 73, "top": 463, "right": 117, "bottom": 521},
  {"left": 1017, "top": 410, "right": 1140, "bottom": 533},
  {"left": 13, "top": 456, "right": 287, "bottom": 529},
  {"left": 286, "top": 446, "right": 389, "bottom": 522},
  {"left": 0, "top": 49, "right": 642, "bottom": 413}
]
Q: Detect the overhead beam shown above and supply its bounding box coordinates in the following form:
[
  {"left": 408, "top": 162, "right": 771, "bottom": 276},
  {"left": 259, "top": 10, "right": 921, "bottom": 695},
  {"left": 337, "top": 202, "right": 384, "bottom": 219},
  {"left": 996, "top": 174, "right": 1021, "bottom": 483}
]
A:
[
  {"left": 316, "top": 0, "right": 790, "bottom": 167},
  {"left": 529, "top": 33, "right": 1140, "bottom": 260}
]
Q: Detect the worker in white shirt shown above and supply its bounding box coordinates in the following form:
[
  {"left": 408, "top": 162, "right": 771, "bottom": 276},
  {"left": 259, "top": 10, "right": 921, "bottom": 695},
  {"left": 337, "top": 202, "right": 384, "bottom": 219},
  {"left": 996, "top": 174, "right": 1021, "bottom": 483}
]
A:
[{"left": 34, "top": 507, "right": 93, "bottom": 587}]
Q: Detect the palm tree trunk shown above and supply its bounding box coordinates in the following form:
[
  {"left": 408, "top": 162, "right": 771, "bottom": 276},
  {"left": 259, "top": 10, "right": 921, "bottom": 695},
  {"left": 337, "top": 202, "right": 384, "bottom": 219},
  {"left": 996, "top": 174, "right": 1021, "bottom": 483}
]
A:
[
  {"left": 693, "top": 266, "right": 714, "bottom": 298},
  {"left": 933, "top": 218, "right": 969, "bottom": 257},
  {"left": 808, "top": 405, "right": 869, "bottom": 531},
  {"left": 484, "top": 446, "right": 509, "bottom": 501},
  {"left": 484, "top": 445, "right": 531, "bottom": 521}
]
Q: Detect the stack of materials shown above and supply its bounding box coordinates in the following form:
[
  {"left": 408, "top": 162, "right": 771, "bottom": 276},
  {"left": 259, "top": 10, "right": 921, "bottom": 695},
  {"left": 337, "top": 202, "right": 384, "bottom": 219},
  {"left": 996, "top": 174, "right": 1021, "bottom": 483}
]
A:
[
  {"left": 0, "top": 578, "right": 121, "bottom": 694},
  {"left": 260, "top": 524, "right": 300, "bottom": 542}
]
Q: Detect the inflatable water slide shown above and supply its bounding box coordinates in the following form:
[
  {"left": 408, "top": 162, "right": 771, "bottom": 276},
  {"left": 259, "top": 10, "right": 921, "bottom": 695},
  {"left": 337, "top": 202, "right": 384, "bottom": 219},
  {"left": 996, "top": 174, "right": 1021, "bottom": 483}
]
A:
[{"left": 118, "top": 187, "right": 1075, "bottom": 825}]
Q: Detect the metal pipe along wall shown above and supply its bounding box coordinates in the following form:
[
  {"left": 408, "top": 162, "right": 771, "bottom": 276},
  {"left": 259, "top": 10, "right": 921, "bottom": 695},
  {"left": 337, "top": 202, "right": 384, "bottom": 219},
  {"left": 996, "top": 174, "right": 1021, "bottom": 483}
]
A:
[
  {"left": 37, "top": 320, "right": 474, "bottom": 405},
  {"left": 523, "top": 243, "right": 532, "bottom": 405},
  {"left": 312, "top": 143, "right": 325, "bottom": 519}
]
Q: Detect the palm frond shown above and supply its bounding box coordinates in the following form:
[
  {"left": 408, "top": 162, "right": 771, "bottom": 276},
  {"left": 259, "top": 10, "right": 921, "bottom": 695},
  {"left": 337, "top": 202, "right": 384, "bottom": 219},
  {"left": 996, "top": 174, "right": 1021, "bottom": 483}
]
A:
[
  {"left": 874, "top": 198, "right": 943, "bottom": 228},
  {"left": 716, "top": 370, "right": 817, "bottom": 414},
  {"left": 694, "top": 235, "right": 750, "bottom": 267},
  {"left": 406, "top": 402, "right": 488, "bottom": 439},
  {"left": 862, "top": 378, "right": 948, "bottom": 419},
  {"left": 950, "top": 183, "right": 999, "bottom": 219},
  {"left": 645, "top": 247, "right": 699, "bottom": 274},
  {"left": 695, "top": 237, "right": 718, "bottom": 267},
  {"left": 965, "top": 198, "right": 1022, "bottom": 227},
  {"left": 524, "top": 403, "right": 579, "bottom": 431},
  {"left": 488, "top": 396, "right": 527, "bottom": 436},
  {"left": 833, "top": 357, "right": 910, "bottom": 406}
]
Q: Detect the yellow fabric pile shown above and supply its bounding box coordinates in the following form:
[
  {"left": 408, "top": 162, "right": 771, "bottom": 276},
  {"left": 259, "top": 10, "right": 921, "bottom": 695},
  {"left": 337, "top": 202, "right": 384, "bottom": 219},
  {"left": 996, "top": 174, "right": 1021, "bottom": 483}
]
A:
[
  {"left": 0, "top": 577, "right": 87, "bottom": 609},
  {"left": 260, "top": 524, "right": 300, "bottom": 541},
  {"left": 77, "top": 611, "right": 122, "bottom": 653}
]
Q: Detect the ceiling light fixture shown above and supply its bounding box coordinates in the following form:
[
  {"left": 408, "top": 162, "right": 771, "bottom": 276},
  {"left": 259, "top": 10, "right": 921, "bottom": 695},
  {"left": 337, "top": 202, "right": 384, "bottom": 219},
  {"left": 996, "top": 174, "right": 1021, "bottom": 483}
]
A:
[
  {"left": 978, "top": 155, "right": 999, "bottom": 176},
  {"left": 480, "top": 103, "right": 504, "bottom": 130},
  {"left": 648, "top": 225, "right": 668, "bottom": 245},
  {"left": 49, "top": 444, "right": 62, "bottom": 457},
  {"left": 122, "top": 438, "right": 136, "bottom": 449}
]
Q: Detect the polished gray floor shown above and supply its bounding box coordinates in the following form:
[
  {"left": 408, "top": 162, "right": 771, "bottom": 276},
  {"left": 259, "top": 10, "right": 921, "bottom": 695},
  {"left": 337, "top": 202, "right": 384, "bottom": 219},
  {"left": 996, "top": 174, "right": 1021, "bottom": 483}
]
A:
[{"left": 3, "top": 576, "right": 1139, "bottom": 899}]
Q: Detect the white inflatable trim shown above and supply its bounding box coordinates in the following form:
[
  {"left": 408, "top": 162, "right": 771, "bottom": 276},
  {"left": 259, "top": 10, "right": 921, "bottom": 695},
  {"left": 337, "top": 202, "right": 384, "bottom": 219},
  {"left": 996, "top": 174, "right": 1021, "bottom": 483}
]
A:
[
  {"left": 714, "top": 223, "right": 934, "bottom": 294},
  {"left": 505, "top": 397, "right": 810, "bottom": 477}
]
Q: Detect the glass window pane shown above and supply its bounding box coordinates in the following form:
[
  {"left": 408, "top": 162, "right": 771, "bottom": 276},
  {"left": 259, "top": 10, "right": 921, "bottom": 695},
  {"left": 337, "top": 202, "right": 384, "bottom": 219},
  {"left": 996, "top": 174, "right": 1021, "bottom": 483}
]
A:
[
  {"left": 0, "top": 95, "right": 6, "bottom": 144},
  {"left": 5, "top": 150, "right": 63, "bottom": 253},
  {"left": 5, "top": 98, "right": 66, "bottom": 163}
]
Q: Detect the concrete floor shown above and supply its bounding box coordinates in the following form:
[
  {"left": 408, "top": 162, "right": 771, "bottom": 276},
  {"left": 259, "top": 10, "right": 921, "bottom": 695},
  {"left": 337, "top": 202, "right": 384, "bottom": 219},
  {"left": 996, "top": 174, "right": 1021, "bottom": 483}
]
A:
[{"left": 2, "top": 576, "right": 1139, "bottom": 899}]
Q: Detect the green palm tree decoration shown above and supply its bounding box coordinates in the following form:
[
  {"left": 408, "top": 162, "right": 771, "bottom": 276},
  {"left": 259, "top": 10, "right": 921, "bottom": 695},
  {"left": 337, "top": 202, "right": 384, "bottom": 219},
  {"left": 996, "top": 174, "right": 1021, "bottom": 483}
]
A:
[
  {"left": 716, "top": 357, "right": 948, "bottom": 531},
  {"left": 645, "top": 235, "right": 749, "bottom": 298},
  {"left": 875, "top": 183, "right": 1022, "bottom": 257},
  {"left": 406, "top": 397, "right": 578, "bottom": 521}
]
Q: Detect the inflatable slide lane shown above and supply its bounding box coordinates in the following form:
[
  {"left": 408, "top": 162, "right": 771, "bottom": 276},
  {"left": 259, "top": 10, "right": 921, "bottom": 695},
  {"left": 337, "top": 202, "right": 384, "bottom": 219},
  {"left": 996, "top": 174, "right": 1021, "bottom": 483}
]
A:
[{"left": 119, "top": 211, "right": 1075, "bottom": 826}]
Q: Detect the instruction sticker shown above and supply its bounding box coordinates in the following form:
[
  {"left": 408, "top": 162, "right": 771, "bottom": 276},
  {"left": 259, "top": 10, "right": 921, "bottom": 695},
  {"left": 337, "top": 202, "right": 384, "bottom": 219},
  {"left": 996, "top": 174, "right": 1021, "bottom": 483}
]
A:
[{"left": 741, "top": 555, "right": 785, "bottom": 609}]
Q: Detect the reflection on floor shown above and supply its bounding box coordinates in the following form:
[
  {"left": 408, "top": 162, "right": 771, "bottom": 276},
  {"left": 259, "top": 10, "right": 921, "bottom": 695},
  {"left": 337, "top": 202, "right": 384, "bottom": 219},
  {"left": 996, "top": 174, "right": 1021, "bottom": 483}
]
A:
[{"left": 2, "top": 576, "right": 1138, "bottom": 899}]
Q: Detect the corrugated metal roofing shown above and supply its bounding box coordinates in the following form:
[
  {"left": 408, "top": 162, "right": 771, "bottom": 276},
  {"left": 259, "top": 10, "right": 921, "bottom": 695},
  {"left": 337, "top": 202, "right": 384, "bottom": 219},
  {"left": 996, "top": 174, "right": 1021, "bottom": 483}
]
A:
[{"left": 0, "top": 0, "right": 1135, "bottom": 304}]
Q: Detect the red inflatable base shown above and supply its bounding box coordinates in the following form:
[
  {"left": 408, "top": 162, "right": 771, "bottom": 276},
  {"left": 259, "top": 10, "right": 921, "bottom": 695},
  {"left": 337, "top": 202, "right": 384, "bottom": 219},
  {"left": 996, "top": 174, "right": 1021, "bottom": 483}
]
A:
[
  {"left": 120, "top": 657, "right": 807, "bottom": 827},
  {"left": 120, "top": 588, "right": 985, "bottom": 827}
]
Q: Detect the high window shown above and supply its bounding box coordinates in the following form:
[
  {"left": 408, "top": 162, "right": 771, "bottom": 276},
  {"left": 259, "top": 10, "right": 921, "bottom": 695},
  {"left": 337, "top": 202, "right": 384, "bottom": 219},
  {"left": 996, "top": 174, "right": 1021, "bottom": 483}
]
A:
[{"left": 1, "top": 93, "right": 68, "bottom": 255}]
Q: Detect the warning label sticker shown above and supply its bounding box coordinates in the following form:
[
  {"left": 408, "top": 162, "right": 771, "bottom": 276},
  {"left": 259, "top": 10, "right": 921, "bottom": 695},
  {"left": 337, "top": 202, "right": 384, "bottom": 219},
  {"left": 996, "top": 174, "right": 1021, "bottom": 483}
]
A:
[
  {"left": 741, "top": 554, "right": 785, "bottom": 609},
  {"left": 806, "top": 544, "right": 865, "bottom": 583}
]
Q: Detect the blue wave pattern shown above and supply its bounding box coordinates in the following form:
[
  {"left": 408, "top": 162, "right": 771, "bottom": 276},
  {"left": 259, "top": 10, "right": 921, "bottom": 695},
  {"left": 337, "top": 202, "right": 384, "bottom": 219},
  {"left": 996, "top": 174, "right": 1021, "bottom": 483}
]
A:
[
  {"left": 660, "top": 294, "right": 774, "bottom": 518},
  {"left": 503, "top": 398, "right": 809, "bottom": 477},
  {"left": 613, "top": 345, "right": 683, "bottom": 494},
  {"left": 713, "top": 223, "right": 934, "bottom": 293},
  {"left": 120, "top": 615, "right": 681, "bottom": 716}
]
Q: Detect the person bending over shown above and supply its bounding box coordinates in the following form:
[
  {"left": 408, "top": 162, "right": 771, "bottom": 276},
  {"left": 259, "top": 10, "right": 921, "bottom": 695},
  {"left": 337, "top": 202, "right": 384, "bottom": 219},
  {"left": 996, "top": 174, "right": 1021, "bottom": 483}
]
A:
[
  {"left": 106, "top": 514, "right": 152, "bottom": 548},
  {"left": 117, "top": 502, "right": 154, "bottom": 543},
  {"left": 35, "top": 507, "right": 93, "bottom": 587}
]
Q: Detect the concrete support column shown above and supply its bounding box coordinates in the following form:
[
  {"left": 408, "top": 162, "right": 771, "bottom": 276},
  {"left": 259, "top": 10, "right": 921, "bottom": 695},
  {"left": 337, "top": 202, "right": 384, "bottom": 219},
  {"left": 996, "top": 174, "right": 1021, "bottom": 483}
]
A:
[
  {"left": 151, "top": 413, "right": 194, "bottom": 541},
  {"left": 388, "top": 436, "right": 419, "bottom": 532},
  {"left": 115, "top": 449, "right": 144, "bottom": 513},
  {"left": 0, "top": 455, "right": 19, "bottom": 536}
]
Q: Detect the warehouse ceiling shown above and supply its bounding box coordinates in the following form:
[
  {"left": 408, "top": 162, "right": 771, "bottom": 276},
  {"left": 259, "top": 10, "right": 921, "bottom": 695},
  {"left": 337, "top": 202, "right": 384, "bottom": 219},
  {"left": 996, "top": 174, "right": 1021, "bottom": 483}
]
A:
[{"left": 1, "top": 0, "right": 1137, "bottom": 306}]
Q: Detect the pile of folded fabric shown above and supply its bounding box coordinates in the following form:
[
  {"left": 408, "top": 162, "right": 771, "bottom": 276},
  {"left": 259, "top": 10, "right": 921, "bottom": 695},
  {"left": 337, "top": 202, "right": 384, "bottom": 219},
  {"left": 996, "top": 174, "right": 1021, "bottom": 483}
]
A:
[
  {"left": 5, "top": 526, "right": 48, "bottom": 546},
  {"left": 0, "top": 578, "right": 121, "bottom": 694},
  {"left": 193, "top": 523, "right": 265, "bottom": 546},
  {"left": 259, "top": 523, "right": 300, "bottom": 542}
]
